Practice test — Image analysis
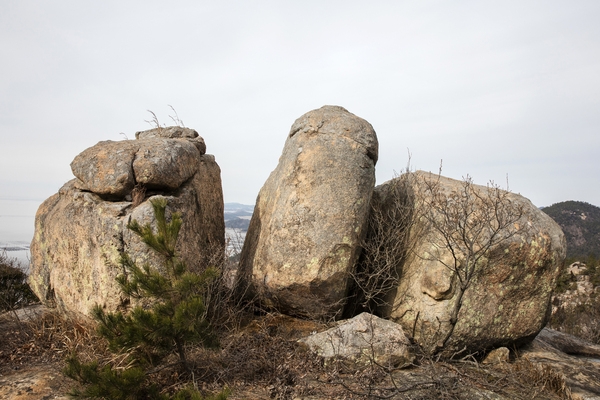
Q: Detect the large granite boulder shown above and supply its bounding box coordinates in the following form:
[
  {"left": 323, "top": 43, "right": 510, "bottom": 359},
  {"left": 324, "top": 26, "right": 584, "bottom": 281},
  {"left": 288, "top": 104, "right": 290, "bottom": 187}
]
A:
[
  {"left": 237, "top": 106, "right": 378, "bottom": 319},
  {"left": 29, "top": 127, "right": 225, "bottom": 319},
  {"left": 363, "top": 171, "right": 566, "bottom": 355}
]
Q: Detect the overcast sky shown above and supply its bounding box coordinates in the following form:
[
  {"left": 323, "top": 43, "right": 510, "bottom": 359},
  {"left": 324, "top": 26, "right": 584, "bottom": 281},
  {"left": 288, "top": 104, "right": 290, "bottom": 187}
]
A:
[{"left": 1, "top": 1, "right": 600, "bottom": 241}]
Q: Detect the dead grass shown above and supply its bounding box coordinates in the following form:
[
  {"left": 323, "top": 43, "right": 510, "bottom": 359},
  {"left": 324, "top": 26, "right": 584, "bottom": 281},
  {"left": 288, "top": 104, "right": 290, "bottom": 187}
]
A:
[
  {"left": 131, "top": 183, "right": 147, "bottom": 208},
  {"left": 316, "top": 353, "right": 571, "bottom": 400},
  {"left": 179, "top": 314, "right": 573, "bottom": 399},
  {"left": 181, "top": 313, "right": 327, "bottom": 398},
  {"left": 0, "top": 308, "right": 108, "bottom": 376},
  {"left": 0, "top": 307, "right": 576, "bottom": 399}
]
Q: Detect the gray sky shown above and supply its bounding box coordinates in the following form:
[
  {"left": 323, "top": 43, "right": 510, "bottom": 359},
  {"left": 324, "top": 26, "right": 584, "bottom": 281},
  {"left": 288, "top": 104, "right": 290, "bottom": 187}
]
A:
[{"left": 2, "top": 1, "right": 600, "bottom": 240}]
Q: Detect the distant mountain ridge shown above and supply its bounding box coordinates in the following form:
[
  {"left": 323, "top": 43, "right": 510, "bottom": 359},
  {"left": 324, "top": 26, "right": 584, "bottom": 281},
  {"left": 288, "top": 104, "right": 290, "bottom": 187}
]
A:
[
  {"left": 542, "top": 201, "right": 600, "bottom": 259},
  {"left": 224, "top": 203, "right": 254, "bottom": 232}
]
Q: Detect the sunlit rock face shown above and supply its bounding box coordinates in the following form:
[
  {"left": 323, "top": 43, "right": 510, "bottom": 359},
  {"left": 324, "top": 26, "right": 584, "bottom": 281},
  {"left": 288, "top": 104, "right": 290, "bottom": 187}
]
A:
[
  {"left": 29, "top": 127, "right": 224, "bottom": 319},
  {"left": 369, "top": 171, "right": 566, "bottom": 355},
  {"left": 237, "top": 106, "right": 378, "bottom": 319}
]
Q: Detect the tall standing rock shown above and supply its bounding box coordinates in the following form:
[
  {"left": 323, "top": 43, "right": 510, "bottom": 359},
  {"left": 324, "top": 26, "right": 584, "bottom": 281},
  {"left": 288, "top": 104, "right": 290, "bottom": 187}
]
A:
[
  {"left": 29, "top": 127, "right": 225, "bottom": 319},
  {"left": 238, "top": 106, "right": 378, "bottom": 318}
]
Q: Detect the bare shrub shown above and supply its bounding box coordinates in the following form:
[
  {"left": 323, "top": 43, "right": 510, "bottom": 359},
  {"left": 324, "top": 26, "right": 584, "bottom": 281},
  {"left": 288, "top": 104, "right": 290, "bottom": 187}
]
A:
[
  {"left": 414, "top": 171, "right": 526, "bottom": 353},
  {"left": 202, "top": 239, "right": 253, "bottom": 334},
  {"left": 346, "top": 169, "right": 430, "bottom": 319},
  {"left": 0, "top": 251, "right": 38, "bottom": 314},
  {"left": 347, "top": 173, "right": 414, "bottom": 316}
]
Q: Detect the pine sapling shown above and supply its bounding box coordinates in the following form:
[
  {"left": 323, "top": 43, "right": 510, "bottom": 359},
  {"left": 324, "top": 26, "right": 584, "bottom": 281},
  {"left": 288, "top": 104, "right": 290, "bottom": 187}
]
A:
[{"left": 65, "top": 197, "right": 226, "bottom": 399}]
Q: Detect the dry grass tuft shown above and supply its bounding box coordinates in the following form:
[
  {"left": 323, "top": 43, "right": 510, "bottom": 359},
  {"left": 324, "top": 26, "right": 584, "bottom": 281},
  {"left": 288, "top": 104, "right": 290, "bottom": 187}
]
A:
[
  {"left": 510, "top": 358, "right": 571, "bottom": 399},
  {"left": 131, "top": 183, "right": 147, "bottom": 208},
  {"left": 186, "top": 313, "right": 326, "bottom": 395},
  {"left": 0, "top": 308, "right": 109, "bottom": 375}
]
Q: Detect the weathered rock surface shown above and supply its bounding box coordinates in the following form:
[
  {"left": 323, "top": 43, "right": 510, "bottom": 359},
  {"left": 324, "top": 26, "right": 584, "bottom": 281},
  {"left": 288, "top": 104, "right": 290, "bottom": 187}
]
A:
[
  {"left": 535, "top": 327, "right": 600, "bottom": 358},
  {"left": 135, "top": 126, "right": 206, "bottom": 154},
  {"left": 71, "top": 137, "right": 202, "bottom": 197},
  {"left": 521, "top": 328, "right": 600, "bottom": 399},
  {"left": 70, "top": 140, "right": 139, "bottom": 198},
  {"left": 299, "top": 312, "right": 414, "bottom": 369},
  {"left": 29, "top": 127, "right": 224, "bottom": 319},
  {"left": 237, "top": 106, "right": 378, "bottom": 318},
  {"left": 551, "top": 261, "right": 599, "bottom": 315},
  {"left": 0, "top": 365, "right": 69, "bottom": 400},
  {"left": 368, "top": 171, "right": 566, "bottom": 355}
]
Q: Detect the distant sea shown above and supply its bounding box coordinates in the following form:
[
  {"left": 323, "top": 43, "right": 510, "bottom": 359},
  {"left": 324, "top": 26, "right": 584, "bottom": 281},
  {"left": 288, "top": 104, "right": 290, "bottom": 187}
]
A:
[
  {"left": 0, "top": 198, "right": 41, "bottom": 271},
  {"left": 0, "top": 241, "right": 31, "bottom": 270},
  {"left": 0, "top": 199, "right": 252, "bottom": 270}
]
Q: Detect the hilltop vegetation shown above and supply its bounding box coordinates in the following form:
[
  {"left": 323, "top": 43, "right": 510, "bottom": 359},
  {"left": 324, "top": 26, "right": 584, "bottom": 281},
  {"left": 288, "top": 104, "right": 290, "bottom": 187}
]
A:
[
  {"left": 544, "top": 204, "right": 600, "bottom": 346},
  {"left": 542, "top": 200, "right": 600, "bottom": 259}
]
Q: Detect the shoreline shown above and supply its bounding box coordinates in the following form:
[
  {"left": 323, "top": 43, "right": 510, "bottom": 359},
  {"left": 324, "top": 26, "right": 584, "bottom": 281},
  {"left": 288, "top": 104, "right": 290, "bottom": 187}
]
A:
[{"left": 1, "top": 242, "right": 31, "bottom": 271}]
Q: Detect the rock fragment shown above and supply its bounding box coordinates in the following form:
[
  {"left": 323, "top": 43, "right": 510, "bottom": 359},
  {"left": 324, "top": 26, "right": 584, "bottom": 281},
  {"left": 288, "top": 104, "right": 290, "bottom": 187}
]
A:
[{"left": 299, "top": 312, "right": 414, "bottom": 369}]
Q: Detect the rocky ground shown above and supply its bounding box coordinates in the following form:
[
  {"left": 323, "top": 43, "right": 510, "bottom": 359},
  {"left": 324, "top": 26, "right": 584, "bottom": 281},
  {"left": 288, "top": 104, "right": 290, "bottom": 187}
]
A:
[
  {"left": 549, "top": 261, "right": 600, "bottom": 346},
  {"left": 1, "top": 305, "right": 599, "bottom": 400},
  {"left": 0, "top": 306, "right": 70, "bottom": 400}
]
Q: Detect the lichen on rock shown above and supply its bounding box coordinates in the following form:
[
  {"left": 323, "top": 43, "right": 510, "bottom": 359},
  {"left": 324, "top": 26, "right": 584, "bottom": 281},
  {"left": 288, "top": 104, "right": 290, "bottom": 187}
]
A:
[{"left": 237, "top": 106, "right": 378, "bottom": 319}]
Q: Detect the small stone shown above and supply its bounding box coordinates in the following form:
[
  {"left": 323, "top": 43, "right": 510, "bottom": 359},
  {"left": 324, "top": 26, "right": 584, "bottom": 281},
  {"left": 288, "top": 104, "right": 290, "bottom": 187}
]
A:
[
  {"left": 298, "top": 313, "right": 414, "bottom": 369},
  {"left": 482, "top": 347, "right": 510, "bottom": 364}
]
